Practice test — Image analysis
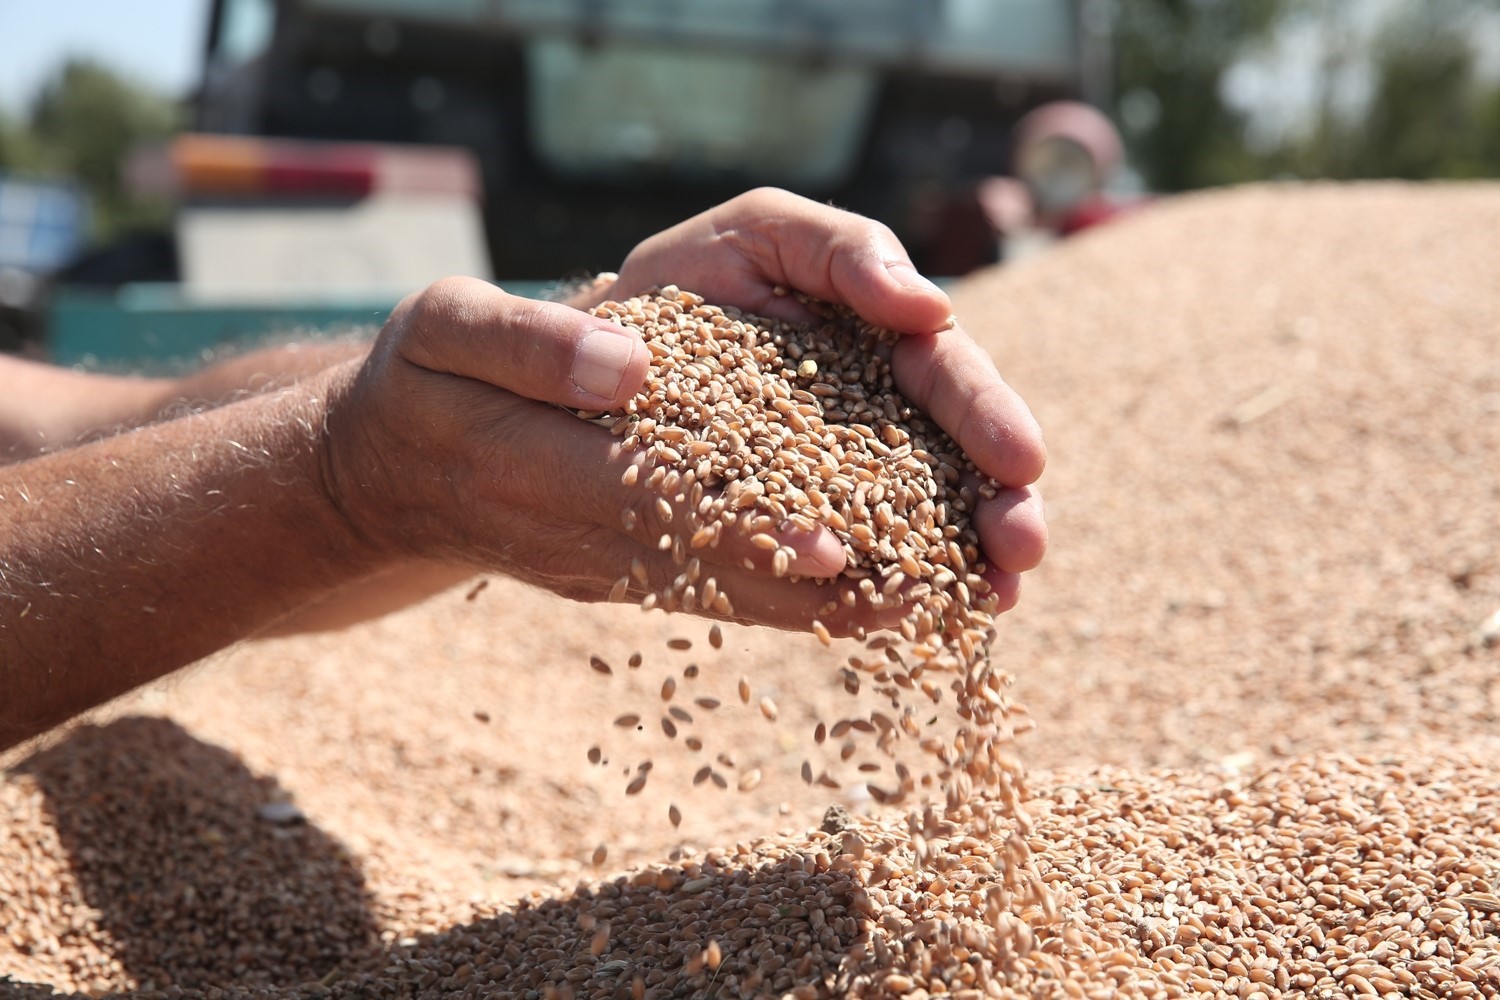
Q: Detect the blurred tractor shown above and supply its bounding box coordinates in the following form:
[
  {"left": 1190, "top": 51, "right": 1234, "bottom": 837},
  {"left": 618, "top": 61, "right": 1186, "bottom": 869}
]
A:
[{"left": 195, "top": 0, "right": 1118, "bottom": 278}]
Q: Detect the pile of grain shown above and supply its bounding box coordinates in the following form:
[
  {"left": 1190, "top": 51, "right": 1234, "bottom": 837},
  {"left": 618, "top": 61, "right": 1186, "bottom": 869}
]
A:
[{"left": 3, "top": 182, "right": 1498, "bottom": 998}]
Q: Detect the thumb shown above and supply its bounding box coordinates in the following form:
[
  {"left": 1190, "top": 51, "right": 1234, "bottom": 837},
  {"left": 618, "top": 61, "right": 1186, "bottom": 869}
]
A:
[{"left": 396, "top": 276, "right": 650, "bottom": 409}]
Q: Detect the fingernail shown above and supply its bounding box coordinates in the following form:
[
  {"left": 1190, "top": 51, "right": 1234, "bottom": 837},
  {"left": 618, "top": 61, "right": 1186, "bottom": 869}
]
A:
[
  {"left": 573, "top": 329, "right": 637, "bottom": 402},
  {"left": 785, "top": 527, "right": 847, "bottom": 578},
  {"left": 886, "top": 262, "right": 944, "bottom": 296}
]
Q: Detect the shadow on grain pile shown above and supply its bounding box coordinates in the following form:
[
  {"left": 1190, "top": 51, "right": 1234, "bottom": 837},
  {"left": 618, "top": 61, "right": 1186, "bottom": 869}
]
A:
[{"left": 8, "top": 718, "right": 382, "bottom": 992}]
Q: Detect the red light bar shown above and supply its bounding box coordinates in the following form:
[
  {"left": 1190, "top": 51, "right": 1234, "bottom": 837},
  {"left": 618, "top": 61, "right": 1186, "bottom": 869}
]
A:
[{"left": 128, "top": 134, "right": 482, "bottom": 201}]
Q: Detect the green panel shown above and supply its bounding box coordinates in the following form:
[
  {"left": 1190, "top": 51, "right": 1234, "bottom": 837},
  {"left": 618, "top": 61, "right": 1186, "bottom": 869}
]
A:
[{"left": 46, "top": 282, "right": 555, "bottom": 369}]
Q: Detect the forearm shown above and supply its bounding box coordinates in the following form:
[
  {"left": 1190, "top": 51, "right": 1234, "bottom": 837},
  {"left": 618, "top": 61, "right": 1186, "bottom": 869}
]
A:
[
  {"left": 0, "top": 361, "right": 383, "bottom": 749},
  {"left": 145, "top": 336, "right": 371, "bottom": 422},
  {"left": 0, "top": 337, "right": 371, "bottom": 463}
]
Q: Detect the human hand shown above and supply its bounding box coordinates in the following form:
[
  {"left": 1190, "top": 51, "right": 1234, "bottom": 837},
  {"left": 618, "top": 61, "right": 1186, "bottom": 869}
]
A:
[
  {"left": 319, "top": 276, "right": 890, "bottom": 631},
  {"left": 576, "top": 188, "right": 1048, "bottom": 612}
]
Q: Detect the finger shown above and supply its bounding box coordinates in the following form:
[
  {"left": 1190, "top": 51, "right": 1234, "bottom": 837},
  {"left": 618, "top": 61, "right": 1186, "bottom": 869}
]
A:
[
  {"left": 980, "top": 567, "right": 1022, "bottom": 615},
  {"left": 396, "top": 276, "right": 650, "bottom": 409},
  {"left": 467, "top": 392, "right": 846, "bottom": 579},
  {"left": 597, "top": 451, "right": 847, "bottom": 579},
  {"left": 889, "top": 323, "right": 1047, "bottom": 488},
  {"left": 454, "top": 396, "right": 849, "bottom": 587},
  {"left": 729, "top": 189, "right": 955, "bottom": 334},
  {"left": 972, "top": 485, "right": 1047, "bottom": 575},
  {"left": 579, "top": 530, "right": 897, "bottom": 636},
  {"left": 628, "top": 188, "right": 955, "bottom": 335}
]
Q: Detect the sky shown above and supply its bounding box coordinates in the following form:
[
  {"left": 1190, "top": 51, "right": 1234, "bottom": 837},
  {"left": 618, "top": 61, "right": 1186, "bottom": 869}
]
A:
[{"left": 0, "top": 0, "right": 209, "bottom": 114}]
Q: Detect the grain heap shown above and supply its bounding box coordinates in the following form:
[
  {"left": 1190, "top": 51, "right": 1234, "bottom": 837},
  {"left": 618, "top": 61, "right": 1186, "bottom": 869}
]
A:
[
  {"left": 580, "top": 286, "right": 1029, "bottom": 819},
  {"left": 4, "top": 182, "right": 1500, "bottom": 999}
]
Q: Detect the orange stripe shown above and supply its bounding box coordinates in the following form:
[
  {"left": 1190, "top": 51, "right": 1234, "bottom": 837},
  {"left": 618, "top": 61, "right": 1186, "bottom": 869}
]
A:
[{"left": 172, "top": 134, "right": 265, "bottom": 194}]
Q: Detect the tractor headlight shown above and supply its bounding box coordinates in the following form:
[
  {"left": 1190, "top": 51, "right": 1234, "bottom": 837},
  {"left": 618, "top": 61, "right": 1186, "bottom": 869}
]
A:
[{"left": 1015, "top": 135, "right": 1097, "bottom": 217}]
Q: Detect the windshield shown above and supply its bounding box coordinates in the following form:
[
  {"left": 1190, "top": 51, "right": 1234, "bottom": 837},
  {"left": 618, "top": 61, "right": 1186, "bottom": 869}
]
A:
[{"left": 526, "top": 39, "right": 878, "bottom": 186}]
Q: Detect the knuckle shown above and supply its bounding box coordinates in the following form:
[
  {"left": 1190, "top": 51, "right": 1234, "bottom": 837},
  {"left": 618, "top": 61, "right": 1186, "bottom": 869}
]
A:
[
  {"left": 419, "top": 275, "right": 476, "bottom": 314},
  {"left": 738, "top": 185, "right": 796, "bottom": 210}
]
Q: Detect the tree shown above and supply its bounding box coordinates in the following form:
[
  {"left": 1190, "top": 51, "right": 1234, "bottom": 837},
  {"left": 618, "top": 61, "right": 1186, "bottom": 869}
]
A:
[
  {"left": 1349, "top": 8, "right": 1487, "bottom": 179},
  {"left": 1111, "top": 0, "right": 1288, "bottom": 191},
  {"left": 1273, "top": 3, "right": 1500, "bottom": 182},
  {"left": 2, "top": 59, "right": 180, "bottom": 240}
]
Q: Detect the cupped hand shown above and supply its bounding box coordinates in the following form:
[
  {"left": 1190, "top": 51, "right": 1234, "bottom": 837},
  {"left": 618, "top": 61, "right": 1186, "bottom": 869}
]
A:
[
  {"left": 579, "top": 187, "right": 1048, "bottom": 611},
  {"left": 323, "top": 189, "right": 1045, "bottom": 633},
  {"left": 321, "top": 276, "right": 881, "bottom": 632}
]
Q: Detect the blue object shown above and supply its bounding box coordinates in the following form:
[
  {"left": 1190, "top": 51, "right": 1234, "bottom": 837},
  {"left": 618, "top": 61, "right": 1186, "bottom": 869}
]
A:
[{"left": 0, "top": 173, "right": 88, "bottom": 274}]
